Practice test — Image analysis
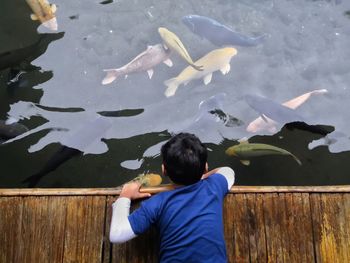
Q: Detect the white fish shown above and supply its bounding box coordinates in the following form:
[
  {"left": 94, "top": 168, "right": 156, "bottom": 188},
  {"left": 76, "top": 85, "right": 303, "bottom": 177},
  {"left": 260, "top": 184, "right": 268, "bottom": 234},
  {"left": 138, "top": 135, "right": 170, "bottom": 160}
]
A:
[
  {"left": 246, "top": 89, "right": 328, "bottom": 133},
  {"left": 102, "top": 44, "right": 173, "bottom": 85},
  {"left": 164, "top": 47, "right": 237, "bottom": 97}
]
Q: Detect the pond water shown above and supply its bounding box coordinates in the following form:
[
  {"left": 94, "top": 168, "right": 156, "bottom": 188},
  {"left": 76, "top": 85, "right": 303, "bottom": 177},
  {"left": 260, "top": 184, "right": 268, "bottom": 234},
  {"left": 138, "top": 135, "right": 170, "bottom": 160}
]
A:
[{"left": 1, "top": 0, "right": 350, "bottom": 187}]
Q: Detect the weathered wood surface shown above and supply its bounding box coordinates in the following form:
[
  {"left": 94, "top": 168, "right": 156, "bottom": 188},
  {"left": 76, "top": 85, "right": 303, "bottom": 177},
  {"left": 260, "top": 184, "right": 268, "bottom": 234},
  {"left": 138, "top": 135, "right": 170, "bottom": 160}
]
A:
[{"left": 1, "top": 188, "right": 350, "bottom": 263}]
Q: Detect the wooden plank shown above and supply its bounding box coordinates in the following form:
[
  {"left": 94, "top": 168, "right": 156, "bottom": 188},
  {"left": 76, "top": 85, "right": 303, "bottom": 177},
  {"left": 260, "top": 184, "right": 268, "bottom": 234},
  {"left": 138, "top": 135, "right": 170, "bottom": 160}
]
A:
[
  {"left": 292, "top": 193, "right": 314, "bottom": 263},
  {"left": 311, "top": 193, "right": 348, "bottom": 263},
  {"left": 63, "top": 196, "right": 106, "bottom": 263},
  {"left": 245, "top": 194, "right": 267, "bottom": 263},
  {"left": 341, "top": 194, "right": 350, "bottom": 261},
  {"left": 0, "top": 197, "right": 23, "bottom": 263},
  {"left": 229, "top": 194, "right": 250, "bottom": 262},
  {"left": 223, "top": 194, "right": 236, "bottom": 262},
  {"left": 109, "top": 199, "right": 159, "bottom": 263},
  {"left": 263, "top": 193, "right": 284, "bottom": 263},
  {"left": 3, "top": 185, "right": 350, "bottom": 196}
]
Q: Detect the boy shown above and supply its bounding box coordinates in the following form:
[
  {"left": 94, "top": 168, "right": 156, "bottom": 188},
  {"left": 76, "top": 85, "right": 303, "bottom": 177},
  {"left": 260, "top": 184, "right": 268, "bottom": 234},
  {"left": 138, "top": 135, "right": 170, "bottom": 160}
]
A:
[{"left": 110, "top": 133, "right": 235, "bottom": 262}]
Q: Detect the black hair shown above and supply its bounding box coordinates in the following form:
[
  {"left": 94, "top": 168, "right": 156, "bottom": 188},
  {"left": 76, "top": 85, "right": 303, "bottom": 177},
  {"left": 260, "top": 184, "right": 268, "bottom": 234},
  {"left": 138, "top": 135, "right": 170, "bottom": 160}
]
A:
[{"left": 161, "top": 133, "right": 207, "bottom": 185}]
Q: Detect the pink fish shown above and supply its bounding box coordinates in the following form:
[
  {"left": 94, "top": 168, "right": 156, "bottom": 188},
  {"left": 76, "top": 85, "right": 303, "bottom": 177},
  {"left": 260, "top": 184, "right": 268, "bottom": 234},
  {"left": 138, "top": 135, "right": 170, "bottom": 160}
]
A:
[
  {"left": 246, "top": 89, "right": 328, "bottom": 133},
  {"left": 102, "top": 44, "right": 173, "bottom": 85}
]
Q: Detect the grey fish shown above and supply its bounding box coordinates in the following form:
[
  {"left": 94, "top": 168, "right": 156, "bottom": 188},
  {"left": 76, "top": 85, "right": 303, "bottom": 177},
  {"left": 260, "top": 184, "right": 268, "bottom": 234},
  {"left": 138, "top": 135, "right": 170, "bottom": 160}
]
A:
[
  {"left": 22, "top": 116, "right": 112, "bottom": 186},
  {"left": 0, "top": 120, "right": 29, "bottom": 141},
  {"left": 182, "top": 15, "right": 265, "bottom": 47},
  {"left": 102, "top": 44, "right": 173, "bottom": 85},
  {"left": 244, "top": 94, "right": 306, "bottom": 125}
]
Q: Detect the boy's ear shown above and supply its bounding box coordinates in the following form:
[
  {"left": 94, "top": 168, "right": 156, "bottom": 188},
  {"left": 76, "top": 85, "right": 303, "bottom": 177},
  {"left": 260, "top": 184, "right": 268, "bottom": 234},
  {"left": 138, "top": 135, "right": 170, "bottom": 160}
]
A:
[
  {"left": 162, "top": 164, "right": 167, "bottom": 176},
  {"left": 204, "top": 162, "right": 208, "bottom": 173}
]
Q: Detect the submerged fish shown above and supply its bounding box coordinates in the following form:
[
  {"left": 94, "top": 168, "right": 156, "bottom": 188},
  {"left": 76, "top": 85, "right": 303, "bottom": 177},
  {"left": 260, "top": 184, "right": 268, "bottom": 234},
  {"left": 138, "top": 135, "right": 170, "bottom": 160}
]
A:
[
  {"left": 164, "top": 47, "right": 237, "bottom": 97},
  {"left": 244, "top": 94, "right": 306, "bottom": 125},
  {"left": 102, "top": 44, "right": 172, "bottom": 85},
  {"left": 22, "top": 117, "right": 112, "bottom": 187},
  {"left": 182, "top": 15, "right": 265, "bottom": 47},
  {"left": 225, "top": 142, "right": 302, "bottom": 166},
  {"left": 25, "top": 0, "right": 58, "bottom": 31},
  {"left": 0, "top": 120, "right": 29, "bottom": 141},
  {"left": 158, "top": 27, "right": 203, "bottom": 71},
  {"left": 247, "top": 89, "right": 328, "bottom": 133}
]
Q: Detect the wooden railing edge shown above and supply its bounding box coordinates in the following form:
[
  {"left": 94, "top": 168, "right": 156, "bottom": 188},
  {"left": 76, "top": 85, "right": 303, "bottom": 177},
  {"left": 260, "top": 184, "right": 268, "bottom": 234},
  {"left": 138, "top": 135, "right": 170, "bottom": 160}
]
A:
[{"left": 1, "top": 185, "right": 350, "bottom": 196}]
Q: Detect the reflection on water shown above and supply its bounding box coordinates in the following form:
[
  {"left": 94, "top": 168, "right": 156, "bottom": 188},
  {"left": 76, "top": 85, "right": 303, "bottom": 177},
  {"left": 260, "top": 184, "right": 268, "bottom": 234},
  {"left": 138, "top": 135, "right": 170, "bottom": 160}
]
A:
[{"left": 1, "top": 0, "right": 350, "bottom": 187}]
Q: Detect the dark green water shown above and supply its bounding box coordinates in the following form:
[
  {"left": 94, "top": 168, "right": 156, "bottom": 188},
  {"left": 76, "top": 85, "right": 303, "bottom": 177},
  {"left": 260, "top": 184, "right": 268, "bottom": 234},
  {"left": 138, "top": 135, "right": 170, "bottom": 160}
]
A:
[{"left": 1, "top": 0, "right": 350, "bottom": 187}]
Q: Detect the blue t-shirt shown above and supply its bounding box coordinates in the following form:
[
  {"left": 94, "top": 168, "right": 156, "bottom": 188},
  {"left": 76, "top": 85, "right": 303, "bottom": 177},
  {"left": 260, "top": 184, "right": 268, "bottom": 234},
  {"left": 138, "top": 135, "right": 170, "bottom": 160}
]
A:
[{"left": 128, "top": 173, "right": 229, "bottom": 263}]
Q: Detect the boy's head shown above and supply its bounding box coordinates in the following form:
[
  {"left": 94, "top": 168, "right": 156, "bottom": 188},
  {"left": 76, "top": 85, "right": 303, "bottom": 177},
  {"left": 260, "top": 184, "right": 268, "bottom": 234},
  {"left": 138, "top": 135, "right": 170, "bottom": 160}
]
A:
[{"left": 161, "top": 133, "right": 208, "bottom": 185}]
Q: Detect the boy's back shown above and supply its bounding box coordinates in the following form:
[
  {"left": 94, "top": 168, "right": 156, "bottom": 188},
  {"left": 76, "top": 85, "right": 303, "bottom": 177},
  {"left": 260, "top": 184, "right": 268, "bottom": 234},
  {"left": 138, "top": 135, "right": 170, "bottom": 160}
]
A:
[
  {"left": 109, "top": 133, "right": 235, "bottom": 263},
  {"left": 129, "top": 172, "right": 230, "bottom": 262}
]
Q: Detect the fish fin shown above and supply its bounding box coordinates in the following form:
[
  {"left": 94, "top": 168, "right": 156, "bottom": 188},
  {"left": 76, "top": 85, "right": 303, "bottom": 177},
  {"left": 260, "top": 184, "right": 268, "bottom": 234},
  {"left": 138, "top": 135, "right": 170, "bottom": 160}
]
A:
[
  {"left": 164, "top": 78, "right": 179, "bottom": 97},
  {"left": 147, "top": 69, "right": 154, "bottom": 79},
  {"left": 102, "top": 69, "right": 120, "bottom": 85},
  {"left": 163, "top": 58, "right": 173, "bottom": 67},
  {"left": 162, "top": 43, "right": 169, "bottom": 50},
  {"left": 240, "top": 160, "right": 250, "bottom": 166},
  {"left": 191, "top": 63, "right": 204, "bottom": 71},
  {"left": 238, "top": 138, "right": 249, "bottom": 144},
  {"left": 220, "top": 64, "right": 231, "bottom": 75},
  {"left": 261, "top": 114, "right": 268, "bottom": 122},
  {"left": 203, "top": 73, "right": 212, "bottom": 85},
  {"left": 51, "top": 4, "right": 57, "bottom": 13},
  {"left": 292, "top": 155, "right": 302, "bottom": 166},
  {"left": 30, "top": 14, "right": 38, "bottom": 20}
]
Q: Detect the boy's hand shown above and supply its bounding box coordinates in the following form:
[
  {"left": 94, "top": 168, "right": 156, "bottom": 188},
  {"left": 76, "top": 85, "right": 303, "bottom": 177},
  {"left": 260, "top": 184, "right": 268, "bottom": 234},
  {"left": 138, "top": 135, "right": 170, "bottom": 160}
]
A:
[{"left": 119, "top": 182, "right": 151, "bottom": 200}]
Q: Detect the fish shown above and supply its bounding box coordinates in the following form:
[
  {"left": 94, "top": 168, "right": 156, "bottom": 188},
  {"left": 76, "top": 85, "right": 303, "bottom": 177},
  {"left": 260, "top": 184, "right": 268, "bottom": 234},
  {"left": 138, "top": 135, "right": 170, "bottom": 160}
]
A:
[
  {"left": 182, "top": 15, "right": 265, "bottom": 47},
  {"left": 22, "top": 116, "right": 112, "bottom": 187},
  {"left": 25, "top": 0, "right": 58, "bottom": 31},
  {"left": 102, "top": 44, "right": 173, "bottom": 85},
  {"left": 158, "top": 27, "right": 203, "bottom": 71},
  {"left": 225, "top": 141, "right": 302, "bottom": 166},
  {"left": 129, "top": 173, "right": 162, "bottom": 187},
  {"left": 0, "top": 120, "right": 29, "bottom": 141},
  {"left": 244, "top": 94, "right": 306, "bottom": 125},
  {"left": 247, "top": 89, "right": 328, "bottom": 133},
  {"left": 164, "top": 47, "right": 237, "bottom": 97}
]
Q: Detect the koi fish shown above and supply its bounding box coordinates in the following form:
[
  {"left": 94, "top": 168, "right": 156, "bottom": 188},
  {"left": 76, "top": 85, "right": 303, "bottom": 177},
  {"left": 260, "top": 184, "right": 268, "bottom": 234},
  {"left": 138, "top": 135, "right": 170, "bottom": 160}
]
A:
[
  {"left": 225, "top": 141, "right": 302, "bottom": 166},
  {"left": 129, "top": 173, "right": 162, "bottom": 187},
  {"left": 246, "top": 89, "right": 328, "bottom": 133},
  {"left": 25, "top": 0, "right": 58, "bottom": 31},
  {"left": 158, "top": 27, "right": 203, "bottom": 71},
  {"left": 244, "top": 94, "right": 306, "bottom": 125},
  {"left": 164, "top": 47, "right": 237, "bottom": 97},
  {"left": 182, "top": 15, "right": 265, "bottom": 47},
  {"left": 102, "top": 44, "right": 172, "bottom": 85}
]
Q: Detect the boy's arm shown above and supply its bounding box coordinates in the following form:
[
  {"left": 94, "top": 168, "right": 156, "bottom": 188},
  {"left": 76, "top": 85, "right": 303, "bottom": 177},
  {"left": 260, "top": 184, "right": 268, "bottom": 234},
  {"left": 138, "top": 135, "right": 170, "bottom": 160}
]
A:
[
  {"left": 202, "top": 166, "right": 235, "bottom": 190},
  {"left": 109, "top": 182, "right": 151, "bottom": 244}
]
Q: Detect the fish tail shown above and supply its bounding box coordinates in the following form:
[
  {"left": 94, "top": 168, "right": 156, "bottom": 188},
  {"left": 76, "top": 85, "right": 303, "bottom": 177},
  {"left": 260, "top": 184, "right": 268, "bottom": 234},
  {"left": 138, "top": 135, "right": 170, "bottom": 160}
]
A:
[
  {"left": 291, "top": 154, "right": 302, "bottom": 166},
  {"left": 22, "top": 173, "right": 44, "bottom": 187},
  {"left": 164, "top": 78, "right": 179, "bottom": 97},
  {"left": 102, "top": 69, "right": 122, "bottom": 85}
]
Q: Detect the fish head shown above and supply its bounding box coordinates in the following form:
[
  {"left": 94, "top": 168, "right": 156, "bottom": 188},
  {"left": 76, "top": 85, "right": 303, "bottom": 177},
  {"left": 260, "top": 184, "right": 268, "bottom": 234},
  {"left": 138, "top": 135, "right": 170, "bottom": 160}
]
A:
[
  {"left": 225, "top": 145, "right": 238, "bottom": 156},
  {"left": 158, "top": 27, "right": 169, "bottom": 38},
  {"left": 182, "top": 15, "right": 197, "bottom": 32},
  {"left": 222, "top": 47, "right": 237, "bottom": 58}
]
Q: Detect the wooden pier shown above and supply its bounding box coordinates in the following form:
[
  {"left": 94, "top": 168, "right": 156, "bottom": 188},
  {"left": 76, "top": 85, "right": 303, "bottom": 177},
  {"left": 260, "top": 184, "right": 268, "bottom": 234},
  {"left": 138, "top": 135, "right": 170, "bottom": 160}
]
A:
[{"left": 1, "top": 186, "right": 350, "bottom": 263}]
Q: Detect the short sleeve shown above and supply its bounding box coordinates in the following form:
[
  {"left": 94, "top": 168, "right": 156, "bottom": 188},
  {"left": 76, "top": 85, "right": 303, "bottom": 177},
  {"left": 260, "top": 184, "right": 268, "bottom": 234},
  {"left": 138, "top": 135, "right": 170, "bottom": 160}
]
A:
[{"left": 128, "top": 196, "right": 160, "bottom": 235}]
